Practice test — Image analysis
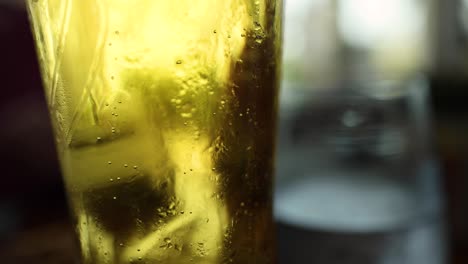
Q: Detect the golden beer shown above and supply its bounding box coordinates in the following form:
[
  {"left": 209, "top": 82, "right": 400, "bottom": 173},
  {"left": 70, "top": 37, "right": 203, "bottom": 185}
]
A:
[{"left": 27, "top": 0, "right": 282, "bottom": 264}]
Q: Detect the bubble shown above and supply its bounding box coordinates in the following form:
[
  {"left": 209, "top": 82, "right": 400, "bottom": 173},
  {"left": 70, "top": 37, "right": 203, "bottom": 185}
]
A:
[
  {"left": 117, "top": 177, "right": 121, "bottom": 181},
  {"left": 108, "top": 161, "right": 112, "bottom": 165},
  {"left": 213, "top": 30, "right": 217, "bottom": 34},
  {"left": 164, "top": 237, "right": 172, "bottom": 243},
  {"left": 181, "top": 112, "right": 192, "bottom": 118},
  {"left": 96, "top": 137, "right": 102, "bottom": 142},
  {"left": 113, "top": 196, "right": 117, "bottom": 200},
  {"left": 115, "top": 30, "right": 120, "bottom": 35},
  {"left": 169, "top": 202, "right": 176, "bottom": 210},
  {"left": 176, "top": 60, "right": 183, "bottom": 65},
  {"left": 108, "top": 42, "right": 112, "bottom": 46},
  {"left": 119, "top": 243, "right": 124, "bottom": 247},
  {"left": 241, "top": 33, "right": 246, "bottom": 38},
  {"left": 254, "top": 21, "right": 261, "bottom": 27},
  {"left": 133, "top": 166, "right": 138, "bottom": 169},
  {"left": 111, "top": 76, "right": 115, "bottom": 80},
  {"left": 110, "top": 178, "right": 114, "bottom": 182},
  {"left": 342, "top": 110, "right": 363, "bottom": 127},
  {"left": 124, "top": 164, "right": 128, "bottom": 168},
  {"left": 137, "top": 249, "right": 141, "bottom": 252}
]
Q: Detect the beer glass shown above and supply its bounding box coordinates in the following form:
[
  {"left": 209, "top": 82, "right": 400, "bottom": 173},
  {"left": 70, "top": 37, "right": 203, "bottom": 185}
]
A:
[{"left": 26, "top": 1, "right": 282, "bottom": 264}]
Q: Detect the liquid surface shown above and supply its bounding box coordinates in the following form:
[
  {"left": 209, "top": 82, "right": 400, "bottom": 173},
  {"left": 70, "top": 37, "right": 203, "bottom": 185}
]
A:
[{"left": 27, "top": 1, "right": 282, "bottom": 263}]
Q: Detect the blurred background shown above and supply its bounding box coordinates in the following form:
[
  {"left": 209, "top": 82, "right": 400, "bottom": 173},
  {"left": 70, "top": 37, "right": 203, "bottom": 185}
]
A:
[{"left": 1, "top": 0, "right": 468, "bottom": 263}]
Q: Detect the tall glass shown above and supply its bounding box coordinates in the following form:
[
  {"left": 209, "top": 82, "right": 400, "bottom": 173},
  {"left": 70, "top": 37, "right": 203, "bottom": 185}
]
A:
[{"left": 26, "top": 1, "right": 282, "bottom": 264}]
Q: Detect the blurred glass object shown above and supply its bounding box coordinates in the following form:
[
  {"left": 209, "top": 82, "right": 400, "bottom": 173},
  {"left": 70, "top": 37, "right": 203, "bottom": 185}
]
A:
[{"left": 276, "top": 0, "right": 447, "bottom": 263}]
